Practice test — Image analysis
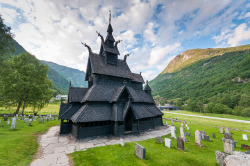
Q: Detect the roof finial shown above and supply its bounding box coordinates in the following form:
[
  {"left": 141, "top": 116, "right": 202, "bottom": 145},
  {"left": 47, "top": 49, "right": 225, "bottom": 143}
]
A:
[
  {"left": 81, "top": 42, "right": 92, "bottom": 54},
  {"left": 109, "top": 10, "right": 111, "bottom": 24},
  {"left": 123, "top": 53, "right": 130, "bottom": 62},
  {"left": 69, "top": 81, "right": 71, "bottom": 87},
  {"left": 146, "top": 80, "right": 148, "bottom": 84}
]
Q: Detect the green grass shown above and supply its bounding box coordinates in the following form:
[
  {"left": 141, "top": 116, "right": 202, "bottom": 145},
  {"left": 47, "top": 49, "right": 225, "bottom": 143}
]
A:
[
  {"left": 163, "top": 112, "right": 250, "bottom": 131},
  {"left": 70, "top": 120, "right": 250, "bottom": 166},
  {"left": 0, "top": 117, "right": 60, "bottom": 166},
  {"left": 167, "top": 110, "right": 250, "bottom": 121},
  {"left": 0, "top": 103, "right": 60, "bottom": 115}
]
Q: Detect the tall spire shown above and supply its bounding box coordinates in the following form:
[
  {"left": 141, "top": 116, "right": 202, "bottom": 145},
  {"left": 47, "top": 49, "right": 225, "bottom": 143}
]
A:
[
  {"left": 107, "top": 10, "right": 113, "bottom": 35},
  {"left": 109, "top": 10, "right": 111, "bottom": 24}
]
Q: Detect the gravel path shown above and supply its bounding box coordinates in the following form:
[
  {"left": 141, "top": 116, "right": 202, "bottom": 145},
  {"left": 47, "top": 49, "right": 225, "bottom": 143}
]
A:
[
  {"left": 30, "top": 126, "right": 170, "bottom": 166},
  {"left": 164, "top": 112, "right": 250, "bottom": 124}
]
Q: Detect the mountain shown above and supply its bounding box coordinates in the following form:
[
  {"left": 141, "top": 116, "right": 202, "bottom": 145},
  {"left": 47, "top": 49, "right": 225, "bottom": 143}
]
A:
[
  {"left": 162, "top": 44, "right": 250, "bottom": 74},
  {"left": 41, "top": 61, "right": 87, "bottom": 87},
  {"left": 150, "top": 46, "right": 250, "bottom": 103},
  {"left": 5, "top": 39, "right": 87, "bottom": 95}
]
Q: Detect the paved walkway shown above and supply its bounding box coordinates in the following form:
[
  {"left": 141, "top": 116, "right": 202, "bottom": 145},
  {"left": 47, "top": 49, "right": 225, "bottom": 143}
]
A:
[
  {"left": 30, "top": 126, "right": 170, "bottom": 166},
  {"left": 164, "top": 112, "right": 250, "bottom": 124}
]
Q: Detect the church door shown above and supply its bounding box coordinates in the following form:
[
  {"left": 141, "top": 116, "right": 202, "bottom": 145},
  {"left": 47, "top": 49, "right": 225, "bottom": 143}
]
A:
[{"left": 125, "top": 109, "right": 133, "bottom": 132}]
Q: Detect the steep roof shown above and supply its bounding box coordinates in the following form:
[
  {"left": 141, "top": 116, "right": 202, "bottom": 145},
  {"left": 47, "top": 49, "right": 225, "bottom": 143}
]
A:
[
  {"left": 89, "top": 53, "right": 131, "bottom": 79},
  {"left": 144, "top": 83, "right": 151, "bottom": 91},
  {"left": 68, "top": 87, "right": 89, "bottom": 103},
  {"left": 131, "top": 104, "right": 163, "bottom": 119},
  {"left": 59, "top": 104, "right": 82, "bottom": 120},
  {"left": 59, "top": 103, "right": 71, "bottom": 117},
  {"left": 71, "top": 103, "right": 112, "bottom": 123},
  {"left": 131, "top": 73, "right": 144, "bottom": 83}
]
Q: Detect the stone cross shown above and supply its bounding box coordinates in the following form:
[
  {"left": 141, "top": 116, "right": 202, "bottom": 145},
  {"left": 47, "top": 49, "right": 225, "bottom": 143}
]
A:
[
  {"left": 180, "top": 124, "right": 187, "bottom": 142},
  {"left": 220, "top": 127, "right": 224, "bottom": 134},
  {"left": 243, "top": 134, "right": 248, "bottom": 141},
  {"left": 10, "top": 117, "right": 16, "bottom": 129},
  {"left": 171, "top": 126, "right": 176, "bottom": 139},
  {"left": 134, "top": 143, "right": 146, "bottom": 159},
  {"left": 156, "top": 136, "right": 163, "bottom": 143},
  {"left": 177, "top": 137, "right": 184, "bottom": 151},
  {"left": 222, "top": 137, "right": 235, "bottom": 154},
  {"left": 213, "top": 132, "right": 216, "bottom": 138},
  {"left": 195, "top": 130, "right": 203, "bottom": 147},
  {"left": 165, "top": 138, "right": 172, "bottom": 148},
  {"left": 224, "top": 127, "right": 230, "bottom": 133}
]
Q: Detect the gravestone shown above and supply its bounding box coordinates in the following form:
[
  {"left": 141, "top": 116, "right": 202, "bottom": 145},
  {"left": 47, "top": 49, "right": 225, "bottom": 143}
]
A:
[
  {"left": 185, "top": 124, "right": 188, "bottom": 127},
  {"left": 222, "top": 137, "right": 235, "bottom": 154},
  {"left": 171, "top": 126, "right": 176, "bottom": 139},
  {"left": 134, "top": 143, "right": 145, "bottom": 159},
  {"left": 43, "top": 118, "right": 45, "bottom": 123},
  {"left": 28, "top": 119, "right": 32, "bottom": 126},
  {"left": 180, "top": 124, "right": 187, "bottom": 142},
  {"left": 200, "top": 131, "right": 205, "bottom": 140},
  {"left": 224, "top": 133, "right": 234, "bottom": 140},
  {"left": 165, "top": 138, "right": 172, "bottom": 148},
  {"left": 243, "top": 134, "right": 248, "bottom": 141},
  {"left": 165, "top": 121, "right": 168, "bottom": 126},
  {"left": 120, "top": 139, "right": 125, "bottom": 147},
  {"left": 195, "top": 130, "right": 203, "bottom": 147},
  {"left": 171, "top": 120, "right": 174, "bottom": 126},
  {"left": 7, "top": 121, "right": 10, "bottom": 125},
  {"left": 177, "top": 137, "right": 184, "bottom": 151},
  {"left": 176, "top": 117, "right": 178, "bottom": 120},
  {"left": 10, "top": 117, "right": 16, "bottom": 129},
  {"left": 24, "top": 118, "right": 29, "bottom": 123},
  {"left": 215, "top": 151, "right": 228, "bottom": 166},
  {"left": 225, "top": 127, "right": 230, "bottom": 133},
  {"left": 39, "top": 118, "right": 43, "bottom": 123},
  {"left": 21, "top": 116, "right": 24, "bottom": 120},
  {"left": 4, "top": 115, "right": 8, "bottom": 121},
  {"left": 47, "top": 118, "right": 49, "bottom": 121},
  {"left": 204, "top": 135, "right": 211, "bottom": 141},
  {"left": 220, "top": 127, "right": 224, "bottom": 134},
  {"left": 156, "top": 136, "right": 163, "bottom": 143},
  {"left": 187, "top": 126, "right": 189, "bottom": 130},
  {"left": 186, "top": 132, "right": 191, "bottom": 137},
  {"left": 213, "top": 132, "right": 216, "bottom": 138}
]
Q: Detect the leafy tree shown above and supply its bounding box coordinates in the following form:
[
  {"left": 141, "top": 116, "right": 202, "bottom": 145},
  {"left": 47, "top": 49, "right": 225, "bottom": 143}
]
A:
[
  {"left": 0, "top": 15, "right": 14, "bottom": 57},
  {"left": 241, "top": 107, "right": 250, "bottom": 117},
  {"left": 197, "top": 102, "right": 203, "bottom": 113},
  {"left": 239, "top": 94, "right": 250, "bottom": 108},
  {"left": 1, "top": 53, "right": 54, "bottom": 115},
  {"left": 205, "top": 102, "right": 215, "bottom": 113}
]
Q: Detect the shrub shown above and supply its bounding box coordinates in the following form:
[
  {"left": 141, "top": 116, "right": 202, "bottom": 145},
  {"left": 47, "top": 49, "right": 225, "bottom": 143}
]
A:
[{"left": 241, "top": 107, "right": 250, "bottom": 117}]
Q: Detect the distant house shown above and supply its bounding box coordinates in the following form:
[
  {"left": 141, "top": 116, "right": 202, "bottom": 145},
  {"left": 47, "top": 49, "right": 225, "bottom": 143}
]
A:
[
  {"left": 158, "top": 105, "right": 180, "bottom": 111},
  {"left": 55, "top": 94, "right": 68, "bottom": 101}
]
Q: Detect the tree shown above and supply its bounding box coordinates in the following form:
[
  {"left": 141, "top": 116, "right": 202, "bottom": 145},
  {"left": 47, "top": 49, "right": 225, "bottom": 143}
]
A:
[
  {"left": 1, "top": 53, "right": 53, "bottom": 115},
  {"left": 0, "top": 15, "right": 15, "bottom": 57}
]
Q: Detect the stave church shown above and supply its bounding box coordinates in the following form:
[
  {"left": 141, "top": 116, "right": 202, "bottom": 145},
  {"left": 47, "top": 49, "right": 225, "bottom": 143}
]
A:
[{"left": 59, "top": 13, "right": 163, "bottom": 139}]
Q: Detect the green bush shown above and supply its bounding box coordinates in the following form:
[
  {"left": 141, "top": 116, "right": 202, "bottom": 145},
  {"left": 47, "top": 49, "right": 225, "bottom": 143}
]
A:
[{"left": 241, "top": 107, "right": 250, "bottom": 117}]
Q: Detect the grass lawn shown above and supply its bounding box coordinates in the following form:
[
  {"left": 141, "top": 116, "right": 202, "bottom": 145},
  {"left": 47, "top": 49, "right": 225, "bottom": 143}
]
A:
[
  {"left": 0, "top": 117, "right": 60, "bottom": 166},
  {"left": 163, "top": 112, "right": 250, "bottom": 131},
  {"left": 0, "top": 102, "right": 60, "bottom": 115},
  {"left": 70, "top": 119, "right": 250, "bottom": 166},
  {"left": 168, "top": 110, "right": 250, "bottom": 121}
]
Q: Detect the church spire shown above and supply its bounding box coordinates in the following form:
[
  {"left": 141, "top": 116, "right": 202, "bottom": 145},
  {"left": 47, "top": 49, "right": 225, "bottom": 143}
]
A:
[{"left": 107, "top": 10, "right": 113, "bottom": 35}]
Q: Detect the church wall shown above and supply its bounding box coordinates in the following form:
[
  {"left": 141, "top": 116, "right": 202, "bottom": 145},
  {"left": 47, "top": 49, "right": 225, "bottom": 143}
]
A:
[
  {"left": 138, "top": 118, "right": 154, "bottom": 131},
  {"left": 60, "top": 120, "right": 72, "bottom": 134},
  {"left": 71, "top": 123, "right": 78, "bottom": 137},
  {"left": 154, "top": 116, "right": 163, "bottom": 126}
]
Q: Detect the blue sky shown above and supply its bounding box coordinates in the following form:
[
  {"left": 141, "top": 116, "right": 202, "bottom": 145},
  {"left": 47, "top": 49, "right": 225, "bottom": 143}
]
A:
[{"left": 0, "top": 0, "right": 250, "bottom": 81}]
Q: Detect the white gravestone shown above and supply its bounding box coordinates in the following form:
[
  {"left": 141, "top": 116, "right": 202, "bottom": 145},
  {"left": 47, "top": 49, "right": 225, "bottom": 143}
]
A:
[
  {"left": 180, "top": 124, "right": 187, "bottom": 142},
  {"left": 165, "top": 138, "right": 172, "bottom": 148},
  {"left": 24, "top": 118, "right": 29, "bottom": 123},
  {"left": 28, "top": 119, "right": 32, "bottom": 126},
  {"left": 187, "top": 126, "right": 189, "bottom": 130},
  {"left": 7, "top": 120, "right": 10, "bottom": 125},
  {"left": 185, "top": 124, "right": 188, "bottom": 127},
  {"left": 195, "top": 130, "right": 203, "bottom": 147},
  {"left": 171, "top": 126, "right": 176, "bottom": 139},
  {"left": 10, "top": 117, "right": 16, "bottom": 129},
  {"left": 120, "top": 139, "right": 125, "bottom": 147},
  {"left": 243, "top": 134, "right": 248, "bottom": 141}
]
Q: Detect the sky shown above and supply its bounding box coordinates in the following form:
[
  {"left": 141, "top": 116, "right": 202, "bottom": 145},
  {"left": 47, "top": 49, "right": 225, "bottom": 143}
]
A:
[{"left": 0, "top": 0, "right": 250, "bottom": 81}]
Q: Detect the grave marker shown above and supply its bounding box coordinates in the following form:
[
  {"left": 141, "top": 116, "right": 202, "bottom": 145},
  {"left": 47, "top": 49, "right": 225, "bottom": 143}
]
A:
[
  {"left": 200, "top": 131, "right": 205, "bottom": 140},
  {"left": 120, "top": 139, "right": 125, "bottom": 147},
  {"left": 10, "top": 117, "right": 16, "bottom": 129},
  {"left": 186, "top": 132, "right": 191, "bottom": 137},
  {"left": 177, "top": 137, "right": 184, "bottom": 151},
  {"left": 220, "top": 127, "right": 224, "bottom": 134},
  {"left": 28, "top": 119, "right": 32, "bottom": 126},
  {"left": 213, "top": 132, "right": 216, "bottom": 138},
  {"left": 7, "top": 121, "right": 10, "bottom": 125},
  {"left": 24, "top": 118, "right": 29, "bottom": 123},
  {"left": 224, "top": 127, "right": 230, "bottom": 133},
  {"left": 243, "top": 134, "right": 248, "bottom": 141},
  {"left": 204, "top": 135, "right": 211, "bottom": 141},
  {"left": 222, "top": 137, "right": 235, "bottom": 154},
  {"left": 156, "top": 136, "right": 163, "bottom": 143},
  {"left": 134, "top": 143, "right": 146, "bottom": 159},
  {"left": 195, "top": 130, "right": 203, "bottom": 147},
  {"left": 180, "top": 124, "right": 187, "bottom": 142},
  {"left": 165, "top": 138, "right": 172, "bottom": 148},
  {"left": 171, "top": 126, "right": 176, "bottom": 139}
]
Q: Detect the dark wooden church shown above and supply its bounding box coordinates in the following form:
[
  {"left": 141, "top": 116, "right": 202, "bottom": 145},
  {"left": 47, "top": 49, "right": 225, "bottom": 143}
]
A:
[{"left": 59, "top": 13, "right": 163, "bottom": 139}]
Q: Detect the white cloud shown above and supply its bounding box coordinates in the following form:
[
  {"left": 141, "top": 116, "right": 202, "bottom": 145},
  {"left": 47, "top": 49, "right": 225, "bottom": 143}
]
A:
[
  {"left": 213, "top": 23, "right": 250, "bottom": 47},
  {"left": 0, "top": 7, "right": 19, "bottom": 24},
  {"left": 149, "top": 42, "right": 182, "bottom": 66}
]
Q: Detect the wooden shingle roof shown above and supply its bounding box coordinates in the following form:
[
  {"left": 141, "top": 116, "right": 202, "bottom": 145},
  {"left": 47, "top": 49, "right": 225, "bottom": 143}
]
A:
[{"left": 68, "top": 87, "right": 89, "bottom": 103}]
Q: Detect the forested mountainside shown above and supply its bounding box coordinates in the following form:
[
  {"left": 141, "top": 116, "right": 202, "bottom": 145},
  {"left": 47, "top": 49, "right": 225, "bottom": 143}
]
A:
[
  {"left": 161, "top": 44, "right": 250, "bottom": 74},
  {"left": 150, "top": 49, "right": 250, "bottom": 114},
  {"left": 4, "top": 39, "right": 87, "bottom": 95}
]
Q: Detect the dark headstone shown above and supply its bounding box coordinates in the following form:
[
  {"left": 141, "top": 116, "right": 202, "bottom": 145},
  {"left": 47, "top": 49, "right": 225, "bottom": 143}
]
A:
[
  {"left": 156, "top": 136, "right": 163, "bottom": 143},
  {"left": 204, "top": 135, "right": 211, "bottom": 141},
  {"left": 224, "top": 133, "right": 234, "bottom": 140},
  {"left": 177, "top": 137, "right": 184, "bottom": 151},
  {"left": 213, "top": 132, "right": 216, "bottom": 138},
  {"left": 241, "top": 144, "right": 250, "bottom": 150},
  {"left": 134, "top": 143, "right": 146, "bottom": 159},
  {"left": 200, "top": 131, "right": 205, "bottom": 139},
  {"left": 186, "top": 132, "right": 191, "bottom": 137}
]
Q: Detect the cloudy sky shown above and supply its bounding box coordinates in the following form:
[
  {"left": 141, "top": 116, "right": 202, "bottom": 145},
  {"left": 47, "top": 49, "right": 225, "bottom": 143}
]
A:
[{"left": 0, "top": 0, "right": 250, "bottom": 81}]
